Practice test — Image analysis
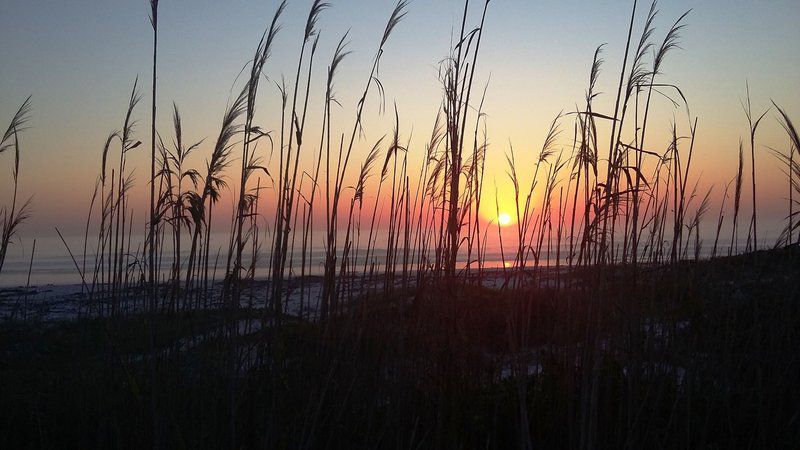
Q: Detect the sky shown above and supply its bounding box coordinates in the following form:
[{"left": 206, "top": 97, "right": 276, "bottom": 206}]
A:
[{"left": 1, "top": 0, "right": 799, "bottom": 244}]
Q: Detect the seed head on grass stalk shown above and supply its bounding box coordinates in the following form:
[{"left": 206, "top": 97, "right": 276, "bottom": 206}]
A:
[
  {"left": 184, "top": 86, "right": 248, "bottom": 295},
  {"left": 2, "top": 132, "right": 29, "bottom": 273},
  {"left": 0, "top": 96, "right": 32, "bottom": 154},
  {"left": 0, "top": 98, "right": 33, "bottom": 276},
  {"left": 729, "top": 140, "right": 744, "bottom": 256},
  {"left": 771, "top": 102, "right": 799, "bottom": 245}
]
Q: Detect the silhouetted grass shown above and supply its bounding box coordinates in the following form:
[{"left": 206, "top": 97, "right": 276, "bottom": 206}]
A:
[{"left": 2, "top": 0, "right": 799, "bottom": 448}]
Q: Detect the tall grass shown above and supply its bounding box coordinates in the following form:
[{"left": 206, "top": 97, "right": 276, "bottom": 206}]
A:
[
  {"left": 773, "top": 102, "right": 799, "bottom": 245},
  {"left": 0, "top": 97, "right": 32, "bottom": 276}
]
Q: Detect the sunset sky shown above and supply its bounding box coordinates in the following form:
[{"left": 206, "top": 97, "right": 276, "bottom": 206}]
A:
[{"left": 1, "top": 0, "right": 799, "bottom": 240}]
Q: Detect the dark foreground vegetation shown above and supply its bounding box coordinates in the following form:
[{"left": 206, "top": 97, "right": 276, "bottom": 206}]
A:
[
  {"left": 2, "top": 247, "right": 799, "bottom": 449},
  {"left": 2, "top": 0, "right": 800, "bottom": 448}
]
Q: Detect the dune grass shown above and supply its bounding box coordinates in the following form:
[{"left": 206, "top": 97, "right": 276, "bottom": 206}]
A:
[
  {"left": 0, "top": 97, "right": 33, "bottom": 276},
  {"left": 2, "top": 0, "right": 799, "bottom": 448}
]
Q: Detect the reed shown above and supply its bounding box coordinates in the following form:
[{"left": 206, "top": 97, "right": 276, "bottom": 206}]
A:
[
  {"left": 3, "top": 1, "right": 800, "bottom": 448},
  {"left": 0, "top": 97, "right": 32, "bottom": 276},
  {"left": 741, "top": 84, "right": 769, "bottom": 251},
  {"left": 772, "top": 102, "right": 799, "bottom": 244}
]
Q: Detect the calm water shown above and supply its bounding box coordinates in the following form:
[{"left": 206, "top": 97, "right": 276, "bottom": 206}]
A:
[
  {"left": 0, "top": 230, "right": 780, "bottom": 287},
  {"left": 0, "top": 232, "right": 507, "bottom": 287}
]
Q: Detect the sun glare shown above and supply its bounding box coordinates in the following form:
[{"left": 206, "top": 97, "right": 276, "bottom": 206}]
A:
[{"left": 498, "top": 212, "right": 512, "bottom": 226}]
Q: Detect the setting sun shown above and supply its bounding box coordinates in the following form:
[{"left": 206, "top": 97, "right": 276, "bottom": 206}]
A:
[{"left": 498, "top": 212, "right": 512, "bottom": 226}]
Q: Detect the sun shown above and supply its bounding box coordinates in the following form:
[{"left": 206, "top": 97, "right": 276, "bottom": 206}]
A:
[{"left": 497, "top": 212, "right": 512, "bottom": 226}]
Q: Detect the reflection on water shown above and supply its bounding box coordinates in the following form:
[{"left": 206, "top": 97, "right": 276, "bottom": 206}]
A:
[{"left": 0, "top": 230, "right": 778, "bottom": 287}]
